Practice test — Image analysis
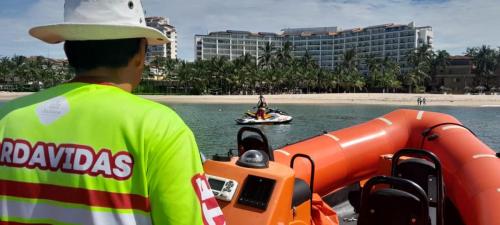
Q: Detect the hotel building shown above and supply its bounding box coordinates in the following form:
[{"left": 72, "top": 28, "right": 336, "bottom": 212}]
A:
[
  {"left": 194, "top": 30, "right": 283, "bottom": 61},
  {"left": 194, "top": 22, "right": 433, "bottom": 73},
  {"left": 146, "top": 17, "right": 177, "bottom": 62}
]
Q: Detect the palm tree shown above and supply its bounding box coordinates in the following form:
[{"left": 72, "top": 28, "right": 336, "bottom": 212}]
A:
[
  {"left": 177, "top": 61, "right": 193, "bottom": 94},
  {"left": 323, "top": 69, "right": 338, "bottom": 93},
  {"left": 258, "top": 42, "right": 274, "bottom": 69},
  {"left": 339, "top": 48, "right": 364, "bottom": 92},
  {"left": 431, "top": 50, "right": 450, "bottom": 74},
  {"left": 381, "top": 58, "right": 402, "bottom": 93},
  {"left": 430, "top": 50, "right": 450, "bottom": 91},
  {"left": 231, "top": 53, "right": 256, "bottom": 94},
  {"left": 406, "top": 44, "right": 433, "bottom": 93},
  {"left": 296, "top": 52, "right": 314, "bottom": 93},
  {"left": 0, "top": 57, "right": 12, "bottom": 85},
  {"left": 275, "top": 41, "right": 293, "bottom": 68},
  {"left": 466, "top": 45, "right": 498, "bottom": 88},
  {"left": 366, "top": 55, "right": 383, "bottom": 90}
]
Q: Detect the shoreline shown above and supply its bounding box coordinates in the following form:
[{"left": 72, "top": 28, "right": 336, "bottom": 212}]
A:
[
  {"left": 1, "top": 92, "right": 500, "bottom": 107},
  {"left": 144, "top": 93, "right": 500, "bottom": 107}
]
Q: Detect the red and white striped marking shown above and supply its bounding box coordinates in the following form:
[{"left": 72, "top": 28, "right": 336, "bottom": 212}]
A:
[
  {"left": 0, "top": 198, "right": 151, "bottom": 225},
  {"left": 340, "top": 131, "right": 387, "bottom": 148},
  {"left": 416, "top": 111, "right": 425, "bottom": 120},
  {"left": 324, "top": 133, "right": 340, "bottom": 141},
  {"left": 442, "top": 125, "right": 468, "bottom": 131},
  {"left": 472, "top": 154, "right": 497, "bottom": 159},
  {"left": 274, "top": 149, "right": 291, "bottom": 156},
  {"left": 377, "top": 117, "right": 393, "bottom": 126}
]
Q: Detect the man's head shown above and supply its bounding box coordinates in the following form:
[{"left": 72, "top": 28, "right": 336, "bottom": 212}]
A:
[
  {"left": 64, "top": 38, "right": 145, "bottom": 74},
  {"left": 28, "top": 0, "right": 169, "bottom": 91},
  {"left": 64, "top": 38, "right": 147, "bottom": 89}
]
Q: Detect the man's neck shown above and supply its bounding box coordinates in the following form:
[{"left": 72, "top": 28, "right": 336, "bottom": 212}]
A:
[{"left": 71, "top": 68, "right": 135, "bottom": 92}]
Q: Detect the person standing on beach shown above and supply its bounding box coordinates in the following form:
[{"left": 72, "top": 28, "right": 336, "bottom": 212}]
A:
[{"left": 0, "top": 1, "right": 224, "bottom": 225}]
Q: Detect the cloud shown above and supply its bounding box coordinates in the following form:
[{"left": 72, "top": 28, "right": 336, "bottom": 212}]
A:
[
  {"left": 1, "top": 0, "right": 499, "bottom": 60},
  {"left": 0, "top": 0, "right": 64, "bottom": 58},
  {"left": 142, "top": 0, "right": 500, "bottom": 60}
]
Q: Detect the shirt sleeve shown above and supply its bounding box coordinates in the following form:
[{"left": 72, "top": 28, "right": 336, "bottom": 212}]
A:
[{"left": 144, "top": 108, "right": 205, "bottom": 225}]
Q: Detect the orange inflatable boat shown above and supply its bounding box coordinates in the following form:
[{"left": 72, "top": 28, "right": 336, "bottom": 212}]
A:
[{"left": 203, "top": 109, "right": 500, "bottom": 225}]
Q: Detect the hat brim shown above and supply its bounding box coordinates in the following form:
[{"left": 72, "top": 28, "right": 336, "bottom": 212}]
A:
[{"left": 29, "top": 23, "right": 170, "bottom": 45}]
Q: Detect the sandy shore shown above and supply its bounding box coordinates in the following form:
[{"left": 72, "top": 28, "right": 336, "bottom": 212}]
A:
[
  {"left": 1, "top": 92, "right": 500, "bottom": 107},
  {"left": 143, "top": 93, "right": 500, "bottom": 107}
]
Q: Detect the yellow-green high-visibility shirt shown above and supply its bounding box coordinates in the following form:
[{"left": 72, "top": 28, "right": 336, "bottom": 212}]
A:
[{"left": 0, "top": 82, "right": 225, "bottom": 225}]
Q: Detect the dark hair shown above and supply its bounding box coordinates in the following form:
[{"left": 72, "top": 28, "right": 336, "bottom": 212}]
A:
[{"left": 64, "top": 38, "right": 144, "bottom": 73}]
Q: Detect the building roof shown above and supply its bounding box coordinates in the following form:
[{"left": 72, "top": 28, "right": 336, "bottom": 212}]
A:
[
  {"left": 206, "top": 30, "right": 281, "bottom": 37},
  {"left": 145, "top": 16, "right": 175, "bottom": 29},
  {"left": 197, "top": 22, "right": 430, "bottom": 38},
  {"left": 281, "top": 27, "right": 338, "bottom": 36},
  {"left": 449, "top": 56, "right": 473, "bottom": 60}
]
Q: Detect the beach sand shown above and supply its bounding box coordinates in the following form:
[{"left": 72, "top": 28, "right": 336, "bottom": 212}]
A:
[
  {"left": 143, "top": 93, "right": 500, "bottom": 107},
  {"left": 1, "top": 92, "right": 500, "bottom": 107}
]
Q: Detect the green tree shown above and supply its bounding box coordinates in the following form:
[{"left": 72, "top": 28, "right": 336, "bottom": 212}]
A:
[
  {"left": 466, "top": 45, "right": 498, "bottom": 88},
  {"left": 366, "top": 55, "right": 384, "bottom": 89},
  {"left": 0, "top": 57, "right": 13, "bottom": 84},
  {"left": 431, "top": 50, "right": 450, "bottom": 75},
  {"left": 339, "top": 48, "right": 364, "bottom": 92},
  {"left": 430, "top": 50, "right": 450, "bottom": 91},
  {"left": 406, "top": 44, "right": 433, "bottom": 93},
  {"left": 275, "top": 41, "right": 293, "bottom": 68},
  {"left": 258, "top": 42, "right": 274, "bottom": 69},
  {"left": 381, "top": 58, "right": 402, "bottom": 93}
]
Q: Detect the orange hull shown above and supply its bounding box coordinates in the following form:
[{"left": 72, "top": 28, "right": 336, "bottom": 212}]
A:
[{"left": 275, "top": 109, "right": 500, "bottom": 225}]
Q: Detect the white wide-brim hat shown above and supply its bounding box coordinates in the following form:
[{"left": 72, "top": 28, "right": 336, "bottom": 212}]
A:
[{"left": 29, "top": 0, "right": 169, "bottom": 45}]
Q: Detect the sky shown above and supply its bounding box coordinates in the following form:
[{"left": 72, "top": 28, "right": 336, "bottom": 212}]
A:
[{"left": 0, "top": 0, "right": 499, "bottom": 61}]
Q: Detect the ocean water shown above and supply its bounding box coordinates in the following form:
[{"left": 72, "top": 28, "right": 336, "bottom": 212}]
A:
[
  {"left": 0, "top": 100, "right": 498, "bottom": 155},
  {"left": 166, "top": 103, "right": 500, "bottom": 156}
]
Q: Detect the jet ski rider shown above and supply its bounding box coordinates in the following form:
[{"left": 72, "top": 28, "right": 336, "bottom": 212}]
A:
[{"left": 256, "top": 94, "right": 268, "bottom": 120}]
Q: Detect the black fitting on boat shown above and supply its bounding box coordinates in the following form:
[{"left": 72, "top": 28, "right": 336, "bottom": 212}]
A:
[
  {"left": 427, "top": 134, "right": 439, "bottom": 141},
  {"left": 496, "top": 152, "right": 500, "bottom": 158},
  {"left": 212, "top": 154, "right": 231, "bottom": 162},
  {"left": 421, "top": 123, "right": 476, "bottom": 138},
  {"left": 420, "top": 122, "right": 476, "bottom": 149},
  {"left": 421, "top": 128, "right": 432, "bottom": 137}
]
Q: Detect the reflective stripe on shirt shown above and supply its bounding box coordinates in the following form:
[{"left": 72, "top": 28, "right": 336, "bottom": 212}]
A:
[{"left": 0, "top": 198, "right": 152, "bottom": 225}]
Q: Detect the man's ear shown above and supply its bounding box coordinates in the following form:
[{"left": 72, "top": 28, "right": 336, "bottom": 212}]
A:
[{"left": 133, "top": 38, "right": 147, "bottom": 68}]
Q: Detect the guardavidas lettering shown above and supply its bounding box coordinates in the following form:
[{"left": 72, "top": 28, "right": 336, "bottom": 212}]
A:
[{"left": 0, "top": 138, "right": 133, "bottom": 180}]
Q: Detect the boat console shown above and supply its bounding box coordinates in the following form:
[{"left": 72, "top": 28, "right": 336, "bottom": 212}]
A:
[
  {"left": 204, "top": 156, "right": 311, "bottom": 224},
  {"left": 203, "top": 127, "right": 312, "bottom": 225}
]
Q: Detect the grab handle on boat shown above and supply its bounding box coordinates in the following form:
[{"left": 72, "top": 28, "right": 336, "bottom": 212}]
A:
[
  {"left": 237, "top": 127, "right": 274, "bottom": 161},
  {"left": 290, "top": 154, "right": 315, "bottom": 203},
  {"left": 391, "top": 148, "right": 443, "bottom": 225}
]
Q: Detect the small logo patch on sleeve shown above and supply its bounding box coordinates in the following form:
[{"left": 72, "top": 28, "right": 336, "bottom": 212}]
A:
[{"left": 191, "top": 174, "right": 226, "bottom": 225}]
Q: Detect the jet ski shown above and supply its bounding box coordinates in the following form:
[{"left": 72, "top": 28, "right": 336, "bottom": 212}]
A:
[{"left": 236, "top": 109, "right": 293, "bottom": 125}]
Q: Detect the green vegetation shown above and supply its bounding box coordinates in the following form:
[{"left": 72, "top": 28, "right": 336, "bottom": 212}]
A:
[
  {"left": 466, "top": 45, "right": 499, "bottom": 89},
  {"left": 0, "top": 44, "right": 498, "bottom": 95},
  {"left": 0, "top": 56, "right": 73, "bottom": 91},
  {"left": 137, "top": 43, "right": 455, "bottom": 95}
]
